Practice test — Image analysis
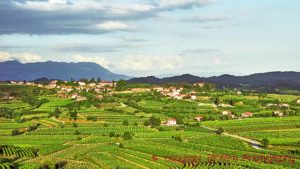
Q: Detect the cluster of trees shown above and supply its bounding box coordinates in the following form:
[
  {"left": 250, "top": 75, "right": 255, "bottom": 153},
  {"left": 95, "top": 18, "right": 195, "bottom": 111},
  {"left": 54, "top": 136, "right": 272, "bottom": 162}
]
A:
[
  {"left": 144, "top": 116, "right": 161, "bottom": 127},
  {"left": 48, "top": 108, "right": 62, "bottom": 118},
  {"left": 21, "top": 96, "right": 49, "bottom": 108}
]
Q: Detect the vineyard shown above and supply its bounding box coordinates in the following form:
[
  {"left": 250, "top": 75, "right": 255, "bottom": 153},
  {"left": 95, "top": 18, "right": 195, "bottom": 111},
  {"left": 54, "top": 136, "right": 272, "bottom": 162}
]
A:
[{"left": 0, "top": 84, "right": 299, "bottom": 168}]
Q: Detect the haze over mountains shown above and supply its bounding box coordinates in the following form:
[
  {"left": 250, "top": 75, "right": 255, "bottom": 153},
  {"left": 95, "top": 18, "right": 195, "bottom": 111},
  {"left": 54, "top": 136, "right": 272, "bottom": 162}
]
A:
[
  {"left": 0, "top": 61, "right": 129, "bottom": 81},
  {"left": 0, "top": 61, "right": 299, "bottom": 91}
]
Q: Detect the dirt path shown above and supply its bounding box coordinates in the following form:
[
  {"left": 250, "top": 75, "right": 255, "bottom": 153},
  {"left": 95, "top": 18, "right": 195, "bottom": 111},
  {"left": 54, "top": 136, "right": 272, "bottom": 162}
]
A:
[{"left": 201, "top": 125, "right": 264, "bottom": 150}]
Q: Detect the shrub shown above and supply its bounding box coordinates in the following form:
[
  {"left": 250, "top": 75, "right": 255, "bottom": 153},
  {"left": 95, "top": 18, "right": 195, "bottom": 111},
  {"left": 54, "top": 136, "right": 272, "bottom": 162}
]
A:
[
  {"left": 123, "top": 120, "right": 129, "bottom": 126},
  {"left": 123, "top": 132, "right": 133, "bottom": 140}
]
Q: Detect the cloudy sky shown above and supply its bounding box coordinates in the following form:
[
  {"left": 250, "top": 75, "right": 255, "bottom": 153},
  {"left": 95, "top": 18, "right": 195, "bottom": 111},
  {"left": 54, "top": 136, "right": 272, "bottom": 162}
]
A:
[{"left": 0, "top": 0, "right": 299, "bottom": 77}]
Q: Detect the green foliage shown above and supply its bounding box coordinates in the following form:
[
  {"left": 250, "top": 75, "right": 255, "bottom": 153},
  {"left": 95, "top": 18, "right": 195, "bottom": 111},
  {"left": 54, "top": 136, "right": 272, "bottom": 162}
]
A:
[
  {"left": 123, "top": 120, "right": 129, "bottom": 126},
  {"left": 216, "top": 127, "right": 224, "bottom": 135},
  {"left": 148, "top": 117, "right": 161, "bottom": 127},
  {"left": 123, "top": 132, "right": 133, "bottom": 140},
  {"left": 262, "top": 138, "right": 269, "bottom": 148},
  {"left": 86, "top": 115, "right": 97, "bottom": 121}
]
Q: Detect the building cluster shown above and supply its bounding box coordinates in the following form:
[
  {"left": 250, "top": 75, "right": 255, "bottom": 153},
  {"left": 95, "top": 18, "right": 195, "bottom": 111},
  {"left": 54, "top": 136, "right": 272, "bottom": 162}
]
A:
[{"left": 10, "top": 80, "right": 114, "bottom": 101}]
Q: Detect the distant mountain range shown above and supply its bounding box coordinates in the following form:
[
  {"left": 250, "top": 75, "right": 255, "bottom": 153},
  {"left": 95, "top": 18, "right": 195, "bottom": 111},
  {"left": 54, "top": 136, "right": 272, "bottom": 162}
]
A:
[
  {"left": 127, "top": 72, "right": 300, "bottom": 91},
  {"left": 0, "top": 61, "right": 130, "bottom": 81},
  {"left": 1, "top": 61, "right": 299, "bottom": 92}
]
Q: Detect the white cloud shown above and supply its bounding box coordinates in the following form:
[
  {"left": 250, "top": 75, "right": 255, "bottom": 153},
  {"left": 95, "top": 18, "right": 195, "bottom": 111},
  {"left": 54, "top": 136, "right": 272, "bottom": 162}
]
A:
[
  {"left": 96, "top": 21, "right": 133, "bottom": 31},
  {"left": 19, "top": 53, "right": 42, "bottom": 63},
  {"left": 73, "top": 55, "right": 110, "bottom": 68},
  {"left": 159, "top": 0, "right": 215, "bottom": 9},
  {"left": 118, "top": 55, "right": 183, "bottom": 71},
  {"left": 0, "top": 51, "right": 42, "bottom": 63},
  {"left": 212, "top": 57, "right": 228, "bottom": 65},
  {"left": 0, "top": 52, "right": 11, "bottom": 61}
]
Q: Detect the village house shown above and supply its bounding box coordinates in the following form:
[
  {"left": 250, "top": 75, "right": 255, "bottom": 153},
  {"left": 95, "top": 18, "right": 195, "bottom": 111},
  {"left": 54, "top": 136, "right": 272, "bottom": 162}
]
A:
[
  {"left": 279, "top": 103, "right": 289, "bottom": 108},
  {"left": 89, "top": 83, "right": 96, "bottom": 87},
  {"left": 193, "top": 82, "right": 205, "bottom": 87},
  {"left": 37, "top": 84, "right": 44, "bottom": 88},
  {"left": 96, "top": 95, "right": 103, "bottom": 99},
  {"left": 71, "top": 93, "right": 78, "bottom": 99},
  {"left": 297, "top": 99, "right": 300, "bottom": 104},
  {"left": 57, "top": 93, "right": 68, "bottom": 98},
  {"left": 267, "top": 103, "right": 277, "bottom": 107},
  {"left": 98, "top": 81, "right": 114, "bottom": 87},
  {"left": 78, "top": 82, "right": 86, "bottom": 86},
  {"left": 26, "top": 82, "right": 35, "bottom": 86},
  {"left": 273, "top": 111, "right": 284, "bottom": 117},
  {"left": 242, "top": 112, "right": 253, "bottom": 118},
  {"left": 10, "top": 81, "right": 17, "bottom": 84},
  {"left": 153, "top": 87, "right": 164, "bottom": 92},
  {"left": 221, "top": 111, "right": 231, "bottom": 116},
  {"left": 194, "top": 116, "right": 203, "bottom": 121},
  {"left": 45, "top": 83, "right": 56, "bottom": 89},
  {"left": 190, "top": 95, "right": 197, "bottom": 100},
  {"left": 218, "top": 103, "right": 233, "bottom": 108},
  {"left": 165, "top": 118, "right": 177, "bottom": 126},
  {"left": 76, "top": 96, "right": 87, "bottom": 102}
]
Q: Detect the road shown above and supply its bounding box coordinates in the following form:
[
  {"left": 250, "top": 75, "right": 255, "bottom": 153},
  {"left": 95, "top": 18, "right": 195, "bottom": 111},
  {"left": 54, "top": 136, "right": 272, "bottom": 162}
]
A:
[{"left": 201, "top": 125, "right": 264, "bottom": 150}]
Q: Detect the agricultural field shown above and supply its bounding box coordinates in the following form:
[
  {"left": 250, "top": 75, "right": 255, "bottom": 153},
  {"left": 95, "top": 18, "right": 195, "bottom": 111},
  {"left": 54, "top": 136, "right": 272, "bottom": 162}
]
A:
[{"left": 0, "top": 84, "right": 299, "bottom": 169}]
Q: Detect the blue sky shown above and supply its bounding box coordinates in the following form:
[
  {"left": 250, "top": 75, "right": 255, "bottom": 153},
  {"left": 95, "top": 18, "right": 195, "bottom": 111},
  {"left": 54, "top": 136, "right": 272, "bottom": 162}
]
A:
[{"left": 0, "top": 0, "right": 299, "bottom": 77}]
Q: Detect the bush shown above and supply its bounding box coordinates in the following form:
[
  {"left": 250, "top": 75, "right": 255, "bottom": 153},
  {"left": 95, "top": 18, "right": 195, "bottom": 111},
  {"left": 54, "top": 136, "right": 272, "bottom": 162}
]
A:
[
  {"left": 12, "top": 129, "right": 20, "bottom": 136},
  {"left": 134, "top": 122, "right": 138, "bottom": 126},
  {"left": 215, "top": 127, "right": 224, "bottom": 135},
  {"left": 74, "top": 130, "right": 81, "bottom": 135},
  {"left": 72, "top": 122, "right": 78, "bottom": 128},
  {"left": 109, "top": 132, "right": 116, "bottom": 137},
  {"left": 262, "top": 138, "right": 269, "bottom": 148},
  {"left": 123, "top": 132, "right": 133, "bottom": 140},
  {"left": 123, "top": 120, "right": 129, "bottom": 126},
  {"left": 104, "top": 123, "right": 109, "bottom": 127},
  {"left": 173, "top": 135, "right": 183, "bottom": 142},
  {"left": 86, "top": 115, "right": 97, "bottom": 121}
]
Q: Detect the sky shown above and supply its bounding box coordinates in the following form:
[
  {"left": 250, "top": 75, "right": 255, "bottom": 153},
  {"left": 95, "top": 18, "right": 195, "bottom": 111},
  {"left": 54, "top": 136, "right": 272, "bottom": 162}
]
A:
[{"left": 0, "top": 0, "right": 300, "bottom": 77}]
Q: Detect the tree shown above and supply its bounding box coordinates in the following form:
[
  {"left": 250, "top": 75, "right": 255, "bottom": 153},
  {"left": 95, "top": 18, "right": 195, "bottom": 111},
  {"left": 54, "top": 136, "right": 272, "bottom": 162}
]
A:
[
  {"left": 143, "top": 120, "right": 150, "bottom": 126},
  {"left": 69, "top": 110, "right": 78, "bottom": 121},
  {"left": 216, "top": 127, "right": 224, "bottom": 135},
  {"left": 12, "top": 129, "right": 20, "bottom": 136},
  {"left": 123, "top": 120, "right": 129, "bottom": 126},
  {"left": 104, "top": 123, "right": 109, "bottom": 127},
  {"left": 72, "top": 122, "right": 78, "bottom": 128},
  {"left": 214, "top": 97, "right": 220, "bottom": 105},
  {"left": 149, "top": 117, "right": 161, "bottom": 127},
  {"left": 123, "top": 132, "right": 133, "bottom": 140},
  {"left": 173, "top": 135, "right": 183, "bottom": 142},
  {"left": 176, "top": 116, "right": 184, "bottom": 125},
  {"left": 262, "top": 138, "right": 269, "bottom": 148},
  {"left": 74, "top": 130, "right": 81, "bottom": 135},
  {"left": 109, "top": 132, "right": 115, "bottom": 137},
  {"left": 116, "top": 80, "right": 127, "bottom": 91},
  {"left": 134, "top": 122, "right": 138, "bottom": 126}
]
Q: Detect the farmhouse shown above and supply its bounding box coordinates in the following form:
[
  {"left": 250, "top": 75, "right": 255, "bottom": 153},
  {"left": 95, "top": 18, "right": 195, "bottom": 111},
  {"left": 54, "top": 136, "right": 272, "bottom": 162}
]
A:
[
  {"left": 194, "top": 116, "right": 203, "bottom": 121},
  {"left": 242, "top": 112, "right": 253, "bottom": 118},
  {"left": 190, "top": 95, "right": 197, "bottom": 100},
  {"left": 166, "top": 118, "right": 177, "bottom": 126},
  {"left": 221, "top": 111, "right": 231, "bottom": 116},
  {"left": 279, "top": 103, "right": 289, "bottom": 108},
  {"left": 273, "top": 111, "right": 284, "bottom": 117},
  {"left": 297, "top": 99, "right": 300, "bottom": 104},
  {"left": 153, "top": 87, "right": 164, "bottom": 92}
]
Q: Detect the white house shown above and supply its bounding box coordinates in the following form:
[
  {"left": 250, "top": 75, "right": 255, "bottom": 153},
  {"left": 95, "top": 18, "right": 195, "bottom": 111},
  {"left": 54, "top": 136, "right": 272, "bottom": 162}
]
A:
[
  {"left": 166, "top": 118, "right": 177, "bottom": 126},
  {"left": 273, "top": 111, "right": 284, "bottom": 117},
  {"left": 221, "top": 111, "right": 231, "bottom": 116},
  {"left": 297, "top": 99, "right": 300, "bottom": 104},
  {"left": 242, "top": 112, "right": 253, "bottom": 118},
  {"left": 190, "top": 95, "right": 197, "bottom": 100},
  {"left": 78, "top": 82, "right": 86, "bottom": 86},
  {"left": 279, "top": 103, "right": 289, "bottom": 108},
  {"left": 194, "top": 116, "right": 203, "bottom": 121}
]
